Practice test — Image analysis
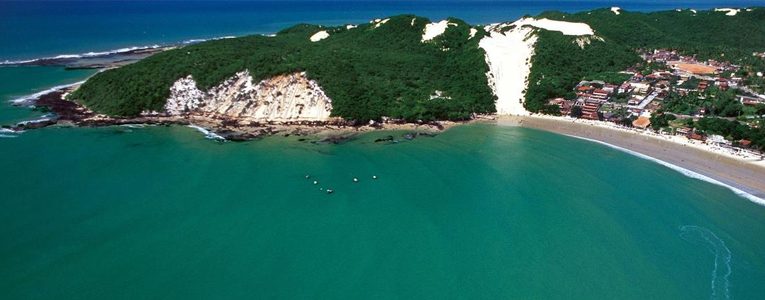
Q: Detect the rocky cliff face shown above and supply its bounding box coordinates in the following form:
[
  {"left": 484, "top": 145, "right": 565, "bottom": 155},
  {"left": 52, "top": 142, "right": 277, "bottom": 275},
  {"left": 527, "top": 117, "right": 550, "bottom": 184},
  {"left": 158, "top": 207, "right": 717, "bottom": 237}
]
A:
[{"left": 164, "top": 71, "right": 333, "bottom": 122}]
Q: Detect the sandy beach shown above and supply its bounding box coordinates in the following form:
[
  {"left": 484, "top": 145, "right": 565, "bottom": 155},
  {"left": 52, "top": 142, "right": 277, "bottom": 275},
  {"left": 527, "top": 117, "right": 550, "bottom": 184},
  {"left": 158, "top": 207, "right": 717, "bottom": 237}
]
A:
[{"left": 503, "top": 115, "right": 765, "bottom": 200}]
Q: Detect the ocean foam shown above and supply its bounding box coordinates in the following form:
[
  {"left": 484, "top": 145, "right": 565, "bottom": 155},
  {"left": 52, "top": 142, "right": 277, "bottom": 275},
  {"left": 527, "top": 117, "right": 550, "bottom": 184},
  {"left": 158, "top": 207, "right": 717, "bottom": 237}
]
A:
[
  {"left": 9, "top": 81, "right": 86, "bottom": 105},
  {"left": 565, "top": 134, "right": 765, "bottom": 206},
  {"left": 0, "top": 45, "right": 161, "bottom": 65},
  {"left": 1, "top": 34, "right": 237, "bottom": 65},
  {"left": 679, "top": 225, "right": 732, "bottom": 300},
  {"left": 0, "top": 128, "right": 21, "bottom": 138},
  {"left": 120, "top": 124, "right": 148, "bottom": 129},
  {"left": 182, "top": 36, "right": 235, "bottom": 44},
  {"left": 187, "top": 125, "right": 225, "bottom": 141}
]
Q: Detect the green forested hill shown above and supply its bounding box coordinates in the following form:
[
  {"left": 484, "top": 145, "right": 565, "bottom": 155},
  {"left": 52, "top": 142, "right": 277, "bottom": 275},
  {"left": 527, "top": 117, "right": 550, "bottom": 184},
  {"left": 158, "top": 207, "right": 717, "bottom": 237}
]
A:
[
  {"left": 526, "top": 8, "right": 765, "bottom": 112},
  {"left": 70, "top": 15, "right": 494, "bottom": 121},
  {"left": 70, "top": 9, "right": 765, "bottom": 120}
]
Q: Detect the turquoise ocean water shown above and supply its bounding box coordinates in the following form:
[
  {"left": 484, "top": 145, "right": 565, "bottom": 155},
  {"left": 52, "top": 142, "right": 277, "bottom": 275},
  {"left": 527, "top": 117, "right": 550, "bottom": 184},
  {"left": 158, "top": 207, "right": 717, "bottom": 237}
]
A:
[{"left": 2, "top": 1, "right": 765, "bottom": 299}]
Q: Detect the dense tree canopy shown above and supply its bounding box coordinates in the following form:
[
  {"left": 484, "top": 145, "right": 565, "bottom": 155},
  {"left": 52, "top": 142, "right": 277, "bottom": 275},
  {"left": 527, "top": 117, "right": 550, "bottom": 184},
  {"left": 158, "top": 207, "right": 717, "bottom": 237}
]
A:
[
  {"left": 70, "top": 15, "right": 494, "bottom": 121},
  {"left": 71, "top": 9, "right": 765, "bottom": 123}
]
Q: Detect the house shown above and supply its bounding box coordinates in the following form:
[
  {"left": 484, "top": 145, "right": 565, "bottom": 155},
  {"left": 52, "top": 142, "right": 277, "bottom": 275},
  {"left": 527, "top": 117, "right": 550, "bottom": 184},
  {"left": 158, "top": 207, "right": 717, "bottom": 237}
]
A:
[
  {"left": 688, "top": 132, "right": 706, "bottom": 141},
  {"left": 603, "top": 84, "right": 617, "bottom": 94},
  {"left": 645, "top": 102, "right": 663, "bottom": 113},
  {"left": 591, "top": 89, "right": 610, "bottom": 101},
  {"left": 676, "top": 127, "right": 692, "bottom": 135},
  {"left": 632, "top": 116, "right": 651, "bottom": 129},
  {"left": 618, "top": 82, "right": 632, "bottom": 94},
  {"left": 739, "top": 139, "right": 752, "bottom": 148},
  {"left": 576, "top": 85, "right": 591, "bottom": 92},
  {"left": 730, "top": 77, "right": 742, "bottom": 87},
  {"left": 628, "top": 107, "right": 643, "bottom": 116},
  {"left": 707, "top": 135, "right": 729, "bottom": 145},
  {"left": 714, "top": 78, "right": 728, "bottom": 86},
  {"left": 740, "top": 96, "right": 763, "bottom": 106},
  {"left": 580, "top": 101, "right": 601, "bottom": 120},
  {"left": 697, "top": 80, "right": 709, "bottom": 92},
  {"left": 548, "top": 98, "right": 573, "bottom": 115},
  {"left": 632, "top": 82, "right": 651, "bottom": 94}
]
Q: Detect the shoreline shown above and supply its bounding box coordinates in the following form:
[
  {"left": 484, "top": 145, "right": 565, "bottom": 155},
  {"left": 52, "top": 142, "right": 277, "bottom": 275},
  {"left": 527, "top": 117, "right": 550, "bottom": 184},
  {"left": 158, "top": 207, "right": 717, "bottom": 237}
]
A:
[
  {"left": 5, "top": 88, "right": 461, "bottom": 142},
  {"left": 507, "top": 115, "right": 765, "bottom": 202},
  {"left": 5, "top": 83, "right": 765, "bottom": 201}
]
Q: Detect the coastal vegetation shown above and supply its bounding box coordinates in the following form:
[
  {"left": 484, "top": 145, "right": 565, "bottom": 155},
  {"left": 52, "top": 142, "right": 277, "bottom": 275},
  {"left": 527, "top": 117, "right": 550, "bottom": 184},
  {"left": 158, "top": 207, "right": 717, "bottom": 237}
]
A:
[
  {"left": 68, "top": 8, "right": 765, "bottom": 134},
  {"left": 70, "top": 15, "right": 495, "bottom": 121}
]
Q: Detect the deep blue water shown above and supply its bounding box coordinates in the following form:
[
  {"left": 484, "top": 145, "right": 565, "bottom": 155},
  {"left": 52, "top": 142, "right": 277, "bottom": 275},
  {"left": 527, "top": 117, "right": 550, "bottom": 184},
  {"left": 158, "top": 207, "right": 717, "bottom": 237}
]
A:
[{"left": 1, "top": 0, "right": 763, "bottom": 62}]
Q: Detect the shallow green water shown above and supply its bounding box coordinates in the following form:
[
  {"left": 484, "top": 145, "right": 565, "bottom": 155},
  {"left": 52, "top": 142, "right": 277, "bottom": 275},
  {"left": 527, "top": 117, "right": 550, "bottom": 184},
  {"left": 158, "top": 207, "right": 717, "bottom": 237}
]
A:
[
  {"left": 0, "top": 66, "right": 95, "bottom": 124},
  {"left": 1, "top": 67, "right": 765, "bottom": 299}
]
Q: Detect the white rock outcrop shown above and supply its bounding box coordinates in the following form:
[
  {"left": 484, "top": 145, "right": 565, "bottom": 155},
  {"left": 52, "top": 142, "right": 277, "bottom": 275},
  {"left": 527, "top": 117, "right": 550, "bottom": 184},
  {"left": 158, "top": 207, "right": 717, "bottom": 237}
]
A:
[{"left": 165, "top": 71, "right": 332, "bottom": 122}]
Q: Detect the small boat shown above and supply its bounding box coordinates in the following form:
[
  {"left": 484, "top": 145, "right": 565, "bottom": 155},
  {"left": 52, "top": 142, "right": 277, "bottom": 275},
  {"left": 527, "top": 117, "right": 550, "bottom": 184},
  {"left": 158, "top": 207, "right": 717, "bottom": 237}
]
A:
[
  {"left": 326, "top": 189, "right": 334, "bottom": 194},
  {"left": 353, "top": 178, "right": 359, "bottom": 182},
  {"left": 313, "top": 181, "right": 318, "bottom": 185},
  {"left": 372, "top": 175, "right": 378, "bottom": 179}
]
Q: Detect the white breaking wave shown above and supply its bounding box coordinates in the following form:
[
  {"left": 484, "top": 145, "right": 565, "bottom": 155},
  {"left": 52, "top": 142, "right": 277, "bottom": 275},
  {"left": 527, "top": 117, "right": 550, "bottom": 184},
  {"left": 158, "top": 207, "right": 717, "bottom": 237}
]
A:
[
  {"left": 9, "top": 81, "right": 86, "bottom": 105},
  {"left": 565, "top": 134, "right": 765, "bottom": 206},
  {"left": 0, "top": 128, "right": 21, "bottom": 138},
  {"left": 0, "top": 45, "right": 161, "bottom": 65},
  {"left": 187, "top": 125, "right": 225, "bottom": 141},
  {"left": 679, "top": 225, "right": 732, "bottom": 300},
  {"left": 182, "top": 36, "right": 236, "bottom": 44},
  {"left": 1, "top": 35, "right": 239, "bottom": 65},
  {"left": 120, "top": 124, "right": 148, "bottom": 129}
]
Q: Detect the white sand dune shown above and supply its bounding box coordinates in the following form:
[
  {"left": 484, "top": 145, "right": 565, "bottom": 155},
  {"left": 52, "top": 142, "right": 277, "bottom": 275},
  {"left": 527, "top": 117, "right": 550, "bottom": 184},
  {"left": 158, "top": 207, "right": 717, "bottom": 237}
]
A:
[
  {"left": 422, "top": 20, "right": 457, "bottom": 42},
  {"left": 469, "top": 28, "right": 478, "bottom": 39},
  {"left": 715, "top": 8, "right": 740, "bottom": 16},
  {"left": 371, "top": 18, "right": 390, "bottom": 28},
  {"left": 309, "top": 31, "right": 329, "bottom": 42},
  {"left": 480, "top": 18, "right": 594, "bottom": 116},
  {"left": 515, "top": 18, "right": 594, "bottom": 36}
]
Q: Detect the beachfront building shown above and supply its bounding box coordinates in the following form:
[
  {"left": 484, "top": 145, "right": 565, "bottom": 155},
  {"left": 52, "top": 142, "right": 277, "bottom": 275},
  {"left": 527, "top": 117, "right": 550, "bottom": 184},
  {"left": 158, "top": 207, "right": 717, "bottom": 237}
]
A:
[{"left": 632, "top": 116, "right": 651, "bottom": 129}]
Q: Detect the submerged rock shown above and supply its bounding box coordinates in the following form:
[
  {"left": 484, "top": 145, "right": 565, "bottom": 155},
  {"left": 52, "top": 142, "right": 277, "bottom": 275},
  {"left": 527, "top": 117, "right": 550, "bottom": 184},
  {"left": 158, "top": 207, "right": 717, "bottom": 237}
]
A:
[
  {"left": 374, "top": 135, "right": 395, "bottom": 143},
  {"left": 215, "top": 130, "right": 260, "bottom": 142}
]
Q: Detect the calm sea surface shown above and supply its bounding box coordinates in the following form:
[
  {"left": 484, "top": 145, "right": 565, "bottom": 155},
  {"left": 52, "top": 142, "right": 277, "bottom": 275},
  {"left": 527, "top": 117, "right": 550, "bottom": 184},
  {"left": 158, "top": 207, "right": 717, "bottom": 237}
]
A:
[{"left": 1, "top": 1, "right": 764, "bottom": 299}]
